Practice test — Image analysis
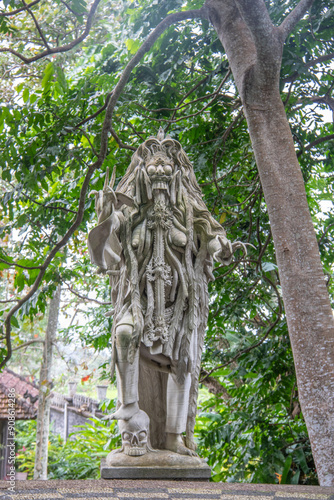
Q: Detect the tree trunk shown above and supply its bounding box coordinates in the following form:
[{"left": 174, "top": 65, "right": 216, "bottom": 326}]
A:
[
  {"left": 243, "top": 90, "right": 334, "bottom": 487},
  {"left": 206, "top": 0, "right": 334, "bottom": 486},
  {"left": 33, "top": 285, "right": 61, "bottom": 480}
]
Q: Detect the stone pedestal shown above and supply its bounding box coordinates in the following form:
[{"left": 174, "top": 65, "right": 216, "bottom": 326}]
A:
[{"left": 101, "top": 450, "right": 211, "bottom": 480}]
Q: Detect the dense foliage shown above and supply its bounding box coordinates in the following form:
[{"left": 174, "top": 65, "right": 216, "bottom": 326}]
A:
[
  {"left": 15, "top": 401, "right": 120, "bottom": 479},
  {"left": 1, "top": 0, "right": 333, "bottom": 483}
]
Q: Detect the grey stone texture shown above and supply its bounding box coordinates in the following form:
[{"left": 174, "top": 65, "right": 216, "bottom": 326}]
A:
[
  {"left": 0, "top": 479, "right": 334, "bottom": 500},
  {"left": 102, "top": 450, "right": 211, "bottom": 479}
]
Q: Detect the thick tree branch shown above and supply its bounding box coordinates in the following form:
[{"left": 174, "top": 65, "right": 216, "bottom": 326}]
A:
[
  {"left": 306, "top": 52, "right": 334, "bottom": 69},
  {"left": 232, "top": 0, "right": 284, "bottom": 83},
  {"left": 295, "top": 94, "right": 334, "bottom": 113},
  {"left": 0, "top": 0, "right": 101, "bottom": 64},
  {"left": 205, "top": 0, "right": 257, "bottom": 95},
  {"left": 0, "top": 0, "right": 41, "bottom": 16},
  {"left": 199, "top": 370, "right": 231, "bottom": 398},
  {"left": 279, "top": 0, "right": 315, "bottom": 40}
]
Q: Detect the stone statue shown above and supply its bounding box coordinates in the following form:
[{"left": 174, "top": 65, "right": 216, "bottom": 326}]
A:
[{"left": 88, "top": 129, "right": 240, "bottom": 458}]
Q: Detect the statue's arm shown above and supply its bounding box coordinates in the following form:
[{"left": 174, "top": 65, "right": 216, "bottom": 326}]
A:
[
  {"left": 88, "top": 173, "right": 122, "bottom": 272},
  {"left": 91, "top": 173, "right": 118, "bottom": 225},
  {"left": 207, "top": 233, "right": 234, "bottom": 265},
  {"left": 91, "top": 166, "right": 134, "bottom": 224},
  {"left": 207, "top": 230, "right": 247, "bottom": 266},
  {"left": 87, "top": 210, "right": 122, "bottom": 272},
  {"left": 194, "top": 209, "right": 244, "bottom": 266},
  {"left": 88, "top": 168, "right": 134, "bottom": 273}
]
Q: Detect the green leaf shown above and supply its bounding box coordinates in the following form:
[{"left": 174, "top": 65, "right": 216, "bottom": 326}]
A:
[
  {"left": 15, "top": 271, "right": 26, "bottom": 291},
  {"left": 23, "top": 88, "right": 30, "bottom": 103},
  {"left": 294, "top": 448, "right": 309, "bottom": 474},
  {"left": 290, "top": 469, "right": 300, "bottom": 484},
  {"left": 16, "top": 82, "right": 24, "bottom": 93},
  {"left": 56, "top": 66, "right": 67, "bottom": 92},
  {"left": 42, "top": 62, "right": 54, "bottom": 89},
  {"left": 10, "top": 316, "right": 19, "bottom": 329},
  {"left": 281, "top": 456, "right": 292, "bottom": 484},
  {"left": 212, "top": 368, "right": 231, "bottom": 377},
  {"left": 125, "top": 38, "right": 141, "bottom": 55},
  {"left": 243, "top": 372, "right": 258, "bottom": 379},
  {"left": 70, "top": 0, "right": 87, "bottom": 15}
]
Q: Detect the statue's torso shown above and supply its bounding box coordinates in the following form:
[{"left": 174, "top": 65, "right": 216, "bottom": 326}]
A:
[{"left": 127, "top": 191, "right": 192, "bottom": 359}]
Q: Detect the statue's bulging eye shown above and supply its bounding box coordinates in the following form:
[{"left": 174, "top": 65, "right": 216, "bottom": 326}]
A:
[
  {"left": 147, "top": 165, "right": 155, "bottom": 175},
  {"left": 164, "top": 165, "right": 173, "bottom": 175},
  {"left": 122, "top": 432, "right": 131, "bottom": 441}
]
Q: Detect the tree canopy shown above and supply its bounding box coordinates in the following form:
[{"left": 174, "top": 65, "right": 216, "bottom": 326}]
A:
[{"left": 0, "top": 0, "right": 333, "bottom": 485}]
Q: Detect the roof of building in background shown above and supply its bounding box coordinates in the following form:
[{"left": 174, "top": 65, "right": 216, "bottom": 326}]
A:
[
  {"left": 0, "top": 369, "right": 38, "bottom": 420},
  {"left": 0, "top": 369, "right": 104, "bottom": 420}
]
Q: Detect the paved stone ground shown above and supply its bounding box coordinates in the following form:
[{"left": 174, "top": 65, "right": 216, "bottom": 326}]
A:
[{"left": 0, "top": 480, "right": 334, "bottom": 500}]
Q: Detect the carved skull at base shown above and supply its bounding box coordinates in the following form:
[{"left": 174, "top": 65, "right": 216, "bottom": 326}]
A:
[{"left": 119, "top": 409, "right": 153, "bottom": 456}]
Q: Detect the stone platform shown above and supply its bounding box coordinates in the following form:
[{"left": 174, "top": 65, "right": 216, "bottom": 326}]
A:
[
  {"left": 102, "top": 450, "right": 211, "bottom": 479},
  {"left": 0, "top": 479, "right": 334, "bottom": 500}
]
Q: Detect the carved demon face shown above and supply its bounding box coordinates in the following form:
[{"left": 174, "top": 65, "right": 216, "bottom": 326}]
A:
[
  {"left": 145, "top": 153, "right": 174, "bottom": 191},
  {"left": 119, "top": 410, "right": 150, "bottom": 456}
]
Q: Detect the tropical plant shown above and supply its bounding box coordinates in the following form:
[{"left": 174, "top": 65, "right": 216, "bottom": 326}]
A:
[{"left": 15, "top": 404, "right": 120, "bottom": 479}]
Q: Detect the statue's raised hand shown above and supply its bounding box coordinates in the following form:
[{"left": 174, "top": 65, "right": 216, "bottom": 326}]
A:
[
  {"left": 208, "top": 234, "right": 247, "bottom": 265},
  {"left": 90, "top": 167, "right": 117, "bottom": 224},
  {"left": 214, "top": 234, "right": 234, "bottom": 265}
]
